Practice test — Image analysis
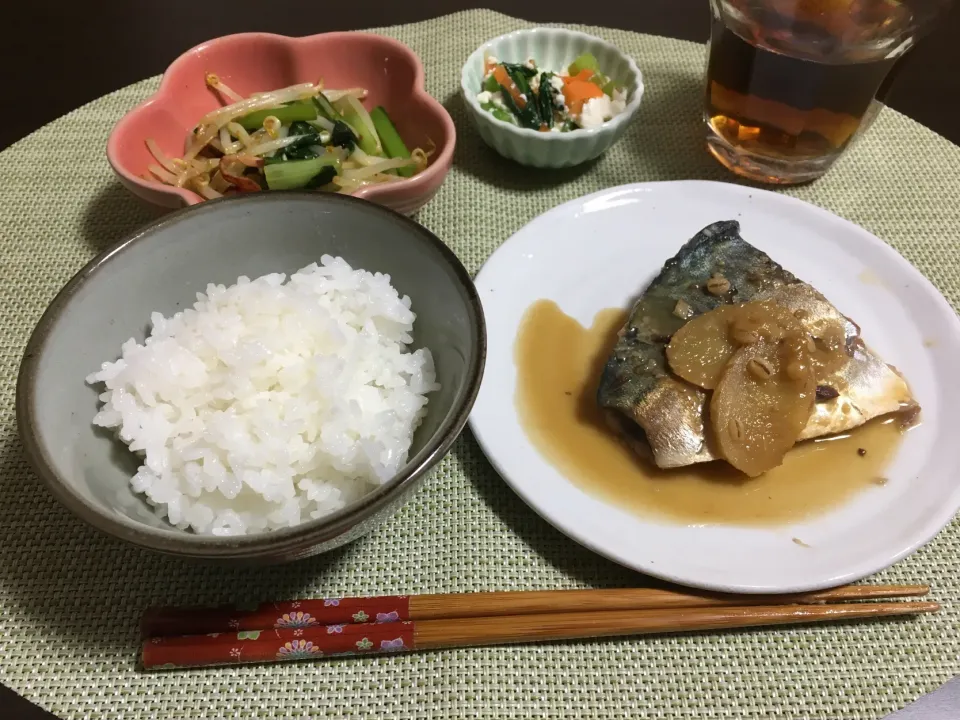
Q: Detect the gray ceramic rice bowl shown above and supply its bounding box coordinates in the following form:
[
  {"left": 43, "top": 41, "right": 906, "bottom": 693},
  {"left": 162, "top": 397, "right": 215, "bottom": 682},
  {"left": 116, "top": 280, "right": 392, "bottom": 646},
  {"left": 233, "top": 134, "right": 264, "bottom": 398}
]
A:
[{"left": 16, "top": 192, "right": 485, "bottom": 563}]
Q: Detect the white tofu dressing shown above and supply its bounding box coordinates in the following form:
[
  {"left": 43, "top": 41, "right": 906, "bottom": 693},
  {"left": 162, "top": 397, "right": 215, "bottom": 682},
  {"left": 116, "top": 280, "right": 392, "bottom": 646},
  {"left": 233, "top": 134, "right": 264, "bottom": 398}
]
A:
[
  {"left": 477, "top": 55, "right": 628, "bottom": 131},
  {"left": 549, "top": 74, "right": 567, "bottom": 110},
  {"left": 476, "top": 90, "right": 507, "bottom": 110},
  {"left": 577, "top": 89, "right": 628, "bottom": 129}
]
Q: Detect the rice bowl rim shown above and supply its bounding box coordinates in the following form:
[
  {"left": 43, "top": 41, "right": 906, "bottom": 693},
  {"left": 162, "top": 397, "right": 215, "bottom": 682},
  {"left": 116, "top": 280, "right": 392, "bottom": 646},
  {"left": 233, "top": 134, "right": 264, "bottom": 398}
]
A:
[{"left": 16, "top": 192, "right": 486, "bottom": 560}]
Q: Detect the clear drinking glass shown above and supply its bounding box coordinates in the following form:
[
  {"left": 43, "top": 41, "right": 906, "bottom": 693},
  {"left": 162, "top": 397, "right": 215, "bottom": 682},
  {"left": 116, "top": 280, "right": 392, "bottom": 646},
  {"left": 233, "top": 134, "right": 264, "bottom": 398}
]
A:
[{"left": 704, "top": 0, "right": 953, "bottom": 184}]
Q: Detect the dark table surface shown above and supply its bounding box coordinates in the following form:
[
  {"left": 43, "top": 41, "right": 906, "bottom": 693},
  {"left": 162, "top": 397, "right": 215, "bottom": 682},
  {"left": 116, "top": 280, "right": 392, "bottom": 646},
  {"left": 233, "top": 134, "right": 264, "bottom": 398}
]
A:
[
  {"left": 3, "top": 1, "right": 960, "bottom": 151},
  {"left": 2, "top": 2, "right": 958, "bottom": 718}
]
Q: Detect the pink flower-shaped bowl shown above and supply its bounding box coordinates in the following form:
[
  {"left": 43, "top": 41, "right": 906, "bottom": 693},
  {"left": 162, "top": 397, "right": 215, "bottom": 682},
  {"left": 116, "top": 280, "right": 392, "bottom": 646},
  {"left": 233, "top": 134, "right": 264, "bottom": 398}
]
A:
[{"left": 107, "top": 32, "right": 455, "bottom": 216}]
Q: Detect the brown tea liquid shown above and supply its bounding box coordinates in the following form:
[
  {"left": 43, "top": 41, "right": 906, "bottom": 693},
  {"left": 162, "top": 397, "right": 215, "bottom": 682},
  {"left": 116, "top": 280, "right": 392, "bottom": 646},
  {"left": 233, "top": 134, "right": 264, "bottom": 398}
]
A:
[{"left": 704, "top": 0, "right": 912, "bottom": 182}]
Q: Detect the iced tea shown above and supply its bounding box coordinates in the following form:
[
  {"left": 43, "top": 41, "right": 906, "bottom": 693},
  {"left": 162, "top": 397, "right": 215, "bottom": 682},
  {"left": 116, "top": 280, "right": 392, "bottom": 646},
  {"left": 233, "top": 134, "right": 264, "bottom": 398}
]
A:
[{"left": 704, "top": 0, "right": 947, "bottom": 183}]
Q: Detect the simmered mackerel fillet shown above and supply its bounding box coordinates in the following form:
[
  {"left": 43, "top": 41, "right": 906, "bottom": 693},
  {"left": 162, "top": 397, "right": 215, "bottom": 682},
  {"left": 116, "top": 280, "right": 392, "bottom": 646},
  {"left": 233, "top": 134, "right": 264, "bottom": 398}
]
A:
[{"left": 596, "top": 220, "right": 917, "bottom": 470}]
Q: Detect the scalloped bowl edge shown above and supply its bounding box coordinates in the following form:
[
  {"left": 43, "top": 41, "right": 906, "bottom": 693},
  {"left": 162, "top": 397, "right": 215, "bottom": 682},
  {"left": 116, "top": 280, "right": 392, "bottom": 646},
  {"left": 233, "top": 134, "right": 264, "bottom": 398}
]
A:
[
  {"left": 460, "top": 28, "right": 644, "bottom": 168},
  {"left": 107, "top": 32, "right": 455, "bottom": 215}
]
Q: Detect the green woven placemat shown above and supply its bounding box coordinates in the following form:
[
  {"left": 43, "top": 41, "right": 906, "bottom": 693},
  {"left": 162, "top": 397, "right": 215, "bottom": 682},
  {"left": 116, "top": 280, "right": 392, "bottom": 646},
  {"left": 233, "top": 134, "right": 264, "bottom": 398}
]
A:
[{"left": 1, "top": 9, "right": 958, "bottom": 720}]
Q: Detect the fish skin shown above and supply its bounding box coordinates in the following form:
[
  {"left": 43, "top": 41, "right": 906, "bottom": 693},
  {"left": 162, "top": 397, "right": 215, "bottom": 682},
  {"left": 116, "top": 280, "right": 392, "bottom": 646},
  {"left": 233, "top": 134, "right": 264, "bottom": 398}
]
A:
[{"left": 596, "top": 220, "right": 916, "bottom": 469}]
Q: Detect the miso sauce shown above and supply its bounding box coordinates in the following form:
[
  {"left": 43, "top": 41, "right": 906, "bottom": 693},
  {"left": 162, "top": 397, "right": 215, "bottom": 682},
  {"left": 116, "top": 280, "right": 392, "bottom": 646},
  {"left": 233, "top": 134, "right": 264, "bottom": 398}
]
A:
[{"left": 514, "top": 299, "right": 906, "bottom": 526}]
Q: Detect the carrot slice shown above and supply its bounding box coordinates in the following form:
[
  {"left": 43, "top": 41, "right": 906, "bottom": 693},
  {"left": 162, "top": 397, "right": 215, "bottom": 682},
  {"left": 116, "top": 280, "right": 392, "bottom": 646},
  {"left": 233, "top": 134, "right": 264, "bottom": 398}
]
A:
[
  {"left": 493, "top": 65, "right": 527, "bottom": 109},
  {"left": 562, "top": 79, "right": 604, "bottom": 116},
  {"left": 562, "top": 69, "right": 596, "bottom": 85}
]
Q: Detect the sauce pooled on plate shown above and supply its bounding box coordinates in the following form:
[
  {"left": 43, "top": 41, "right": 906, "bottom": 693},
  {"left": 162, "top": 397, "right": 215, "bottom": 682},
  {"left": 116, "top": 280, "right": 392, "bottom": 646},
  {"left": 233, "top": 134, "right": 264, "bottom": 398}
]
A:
[{"left": 514, "top": 299, "right": 908, "bottom": 527}]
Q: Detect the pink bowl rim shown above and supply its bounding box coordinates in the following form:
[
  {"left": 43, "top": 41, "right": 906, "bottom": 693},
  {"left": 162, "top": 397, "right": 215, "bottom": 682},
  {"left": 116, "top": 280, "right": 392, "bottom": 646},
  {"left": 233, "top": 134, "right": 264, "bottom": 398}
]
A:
[{"left": 106, "top": 31, "right": 456, "bottom": 207}]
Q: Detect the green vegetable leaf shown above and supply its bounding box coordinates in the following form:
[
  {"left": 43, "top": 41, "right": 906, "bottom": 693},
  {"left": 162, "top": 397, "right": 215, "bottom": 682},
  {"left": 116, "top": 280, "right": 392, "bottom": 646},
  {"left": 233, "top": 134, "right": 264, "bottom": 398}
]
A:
[
  {"left": 481, "top": 101, "right": 515, "bottom": 125},
  {"left": 269, "top": 132, "right": 323, "bottom": 162},
  {"left": 264, "top": 156, "right": 341, "bottom": 190},
  {"left": 236, "top": 100, "right": 317, "bottom": 131},
  {"left": 283, "top": 145, "right": 320, "bottom": 161},
  {"left": 288, "top": 121, "right": 315, "bottom": 136},
  {"left": 369, "top": 106, "right": 415, "bottom": 177},
  {"left": 505, "top": 66, "right": 534, "bottom": 102},
  {"left": 501, "top": 62, "right": 538, "bottom": 79},
  {"left": 537, "top": 72, "right": 557, "bottom": 129},
  {"left": 312, "top": 94, "right": 341, "bottom": 122},
  {"left": 330, "top": 121, "right": 356, "bottom": 151},
  {"left": 568, "top": 52, "right": 600, "bottom": 76},
  {"left": 497, "top": 83, "right": 539, "bottom": 130},
  {"left": 304, "top": 165, "right": 338, "bottom": 189},
  {"left": 601, "top": 78, "right": 620, "bottom": 97},
  {"left": 503, "top": 66, "right": 543, "bottom": 128}
]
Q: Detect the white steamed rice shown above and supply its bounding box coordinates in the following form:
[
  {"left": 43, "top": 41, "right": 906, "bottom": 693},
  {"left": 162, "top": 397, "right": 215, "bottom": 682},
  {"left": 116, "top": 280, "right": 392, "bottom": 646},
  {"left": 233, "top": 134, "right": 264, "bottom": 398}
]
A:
[{"left": 86, "top": 255, "right": 439, "bottom": 536}]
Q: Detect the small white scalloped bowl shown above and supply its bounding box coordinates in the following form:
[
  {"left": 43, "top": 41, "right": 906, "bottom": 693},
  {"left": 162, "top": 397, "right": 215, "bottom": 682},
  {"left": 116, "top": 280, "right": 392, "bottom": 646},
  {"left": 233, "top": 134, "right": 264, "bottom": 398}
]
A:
[{"left": 460, "top": 28, "right": 644, "bottom": 168}]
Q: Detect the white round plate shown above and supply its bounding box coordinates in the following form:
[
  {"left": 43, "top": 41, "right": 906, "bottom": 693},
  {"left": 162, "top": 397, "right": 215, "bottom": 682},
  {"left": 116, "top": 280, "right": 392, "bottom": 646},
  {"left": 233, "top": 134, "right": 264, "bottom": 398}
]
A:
[{"left": 469, "top": 180, "right": 960, "bottom": 593}]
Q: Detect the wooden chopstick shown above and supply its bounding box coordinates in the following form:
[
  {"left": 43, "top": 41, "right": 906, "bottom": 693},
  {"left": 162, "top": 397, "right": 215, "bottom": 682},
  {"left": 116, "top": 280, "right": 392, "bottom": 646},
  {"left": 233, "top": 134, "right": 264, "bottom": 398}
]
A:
[
  {"left": 141, "top": 600, "right": 939, "bottom": 670},
  {"left": 414, "top": 601, "right": 940, "bottom": 648},
  {"left": 140, "top": 584, "right": 930, "bottom": 638}
]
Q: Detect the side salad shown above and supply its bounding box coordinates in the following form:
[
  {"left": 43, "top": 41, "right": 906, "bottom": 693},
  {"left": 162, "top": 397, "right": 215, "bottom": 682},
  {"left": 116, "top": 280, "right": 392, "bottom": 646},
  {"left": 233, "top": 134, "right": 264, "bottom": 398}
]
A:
[
  {"left": 143, "top": 74, "right": 432, "bottom": 201},
  {"left": 477, "top": 53, "right": 628, "bottom": 132}
]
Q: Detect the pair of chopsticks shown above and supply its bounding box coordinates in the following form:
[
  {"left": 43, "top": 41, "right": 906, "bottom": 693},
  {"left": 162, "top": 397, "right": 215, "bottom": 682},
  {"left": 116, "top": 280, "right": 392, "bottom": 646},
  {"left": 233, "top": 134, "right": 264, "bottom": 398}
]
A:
[{"left": 140, "top": 584, "right": 937, "bottom": 670}]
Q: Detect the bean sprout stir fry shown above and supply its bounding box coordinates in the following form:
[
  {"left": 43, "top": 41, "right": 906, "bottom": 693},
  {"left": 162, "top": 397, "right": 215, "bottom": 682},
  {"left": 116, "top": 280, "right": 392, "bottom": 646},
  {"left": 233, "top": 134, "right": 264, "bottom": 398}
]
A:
[{"left": 143, "top": 73, "right": 433, "bottom": 200}]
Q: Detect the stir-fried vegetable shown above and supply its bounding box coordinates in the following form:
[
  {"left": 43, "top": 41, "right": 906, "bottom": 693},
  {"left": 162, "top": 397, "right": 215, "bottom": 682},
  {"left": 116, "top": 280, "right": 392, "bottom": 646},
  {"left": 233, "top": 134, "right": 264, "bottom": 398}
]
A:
[
  {"left": 236, "top": 100, "right": 318, "bottom": 131},
  {"left": 142, "top": 74, "right": 433, "bottom": 201},
  {"left": 477, "top": 53, "right": 628, "bottom": 132},
  {"left": 264, "top": 155, "right": 342, "bottom": 190},
  {"left": 312, "top": 93, "right": 341, "bottom": 122},
  {"left": 335, "top": 95, "right": 382, "bottom": 156},
  {"left": 370, "top": 106, "right": 415, "bottom": 177},
  {"left": 330, "top": 121, "right": 357, "bottom": 151}
]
